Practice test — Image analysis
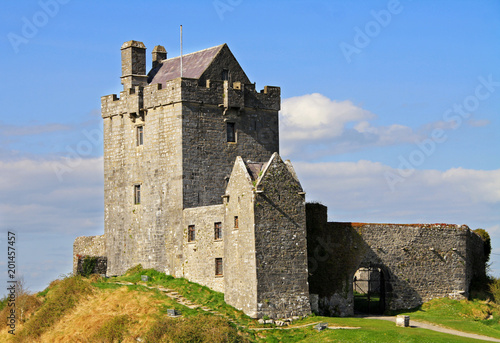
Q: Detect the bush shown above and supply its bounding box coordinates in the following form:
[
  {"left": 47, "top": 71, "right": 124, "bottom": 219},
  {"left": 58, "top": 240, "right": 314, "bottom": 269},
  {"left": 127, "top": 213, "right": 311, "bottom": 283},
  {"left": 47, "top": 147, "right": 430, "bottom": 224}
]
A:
[
  {"left": 489, "top": 278, "right": 500, "bottom": 304},
  {"left": 474, "top": 228, "right": 492, "bottom": 262},
  {"left": 81, "top": 256, "right": 98, "bottom": 277}
]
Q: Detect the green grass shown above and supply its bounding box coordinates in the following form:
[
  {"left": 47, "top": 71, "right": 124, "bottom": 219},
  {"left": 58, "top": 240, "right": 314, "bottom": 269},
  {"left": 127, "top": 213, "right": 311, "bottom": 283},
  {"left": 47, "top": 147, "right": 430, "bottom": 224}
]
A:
[
  {"left": 398, "top": 297, "right": 500, "bottom": 339},
  {"left": 101, "top": 265, "right": 253, "bottom": 326},
  {"left": 7, "top": 268, "right": 500, "bottom": 342},
  {"left": 254, "top": 317, "right": 488, "bottom": 342}
]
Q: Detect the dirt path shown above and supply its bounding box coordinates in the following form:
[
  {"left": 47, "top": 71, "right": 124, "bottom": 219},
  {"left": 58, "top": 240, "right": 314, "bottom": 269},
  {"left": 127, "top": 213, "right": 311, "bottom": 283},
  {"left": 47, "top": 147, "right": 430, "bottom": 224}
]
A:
[{"left": 364, "top": 316, "right": 500, "bottom": 342}]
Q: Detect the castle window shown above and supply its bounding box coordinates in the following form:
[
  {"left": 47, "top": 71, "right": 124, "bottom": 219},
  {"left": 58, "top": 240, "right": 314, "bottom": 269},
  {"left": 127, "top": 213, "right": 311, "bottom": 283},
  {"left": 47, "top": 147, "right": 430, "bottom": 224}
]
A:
[
  {"left": 215, "top": 258, "right": 223, "bottom": 276},
  {"left": 222, "top": 69, "right": 229, "bottom": 81},
  {"left": 234, "top": 216, "right": 239, "bottom": 229},
  {"left": 188, "top": 225, "right": 195, "bottom": 242},
  {"left": 227, "top": 122, "right": 235, "bottom": 142},
  {"left": 134, "top": 185, "right": 141, "bottom": 204},
  {"left": 136, "top": 125, "right": 144, "bottom": 146},
  {"left": 214, "top": 222, "right": 222, "bottom": 240}
]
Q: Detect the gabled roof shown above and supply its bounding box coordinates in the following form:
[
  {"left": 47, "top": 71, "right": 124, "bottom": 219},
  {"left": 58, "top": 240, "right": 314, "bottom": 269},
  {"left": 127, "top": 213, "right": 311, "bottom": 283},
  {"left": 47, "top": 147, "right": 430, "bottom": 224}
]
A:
[
  {"left": 245, "top": 161, "right": 267, "bottom": 181},
  {"left": 148, "top": 44, "right": 224, "bottom": 84}
]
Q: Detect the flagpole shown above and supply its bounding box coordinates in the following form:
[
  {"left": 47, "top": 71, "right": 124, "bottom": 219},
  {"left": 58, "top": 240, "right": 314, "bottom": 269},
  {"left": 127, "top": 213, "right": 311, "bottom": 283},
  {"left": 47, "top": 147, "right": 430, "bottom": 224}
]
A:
[{"left": 180, "top": 25, "right": 183, "bottom": 78}]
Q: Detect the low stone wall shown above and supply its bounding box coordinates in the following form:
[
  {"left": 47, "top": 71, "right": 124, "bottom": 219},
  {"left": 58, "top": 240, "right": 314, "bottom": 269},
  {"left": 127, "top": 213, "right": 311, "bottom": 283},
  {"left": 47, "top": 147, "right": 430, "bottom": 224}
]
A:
[
  {"left": 76, "top": 256, "right": 107, "bottom": 276},
  {"left": 306, "top": 203, "right": 485, "bottom": 316},
  {"left": 73, "top": 235, "right": 107, "bottom": 275}
]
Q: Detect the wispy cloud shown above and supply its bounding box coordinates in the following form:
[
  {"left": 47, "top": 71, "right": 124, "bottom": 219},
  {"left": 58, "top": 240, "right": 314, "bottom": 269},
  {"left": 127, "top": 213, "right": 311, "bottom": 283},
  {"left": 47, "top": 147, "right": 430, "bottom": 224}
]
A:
[
  {"left": 0, "top": 157, "right": 103, "bottom": 234},
  {"left": 294, "top": 160, "right": 500, "bottom": 226},
  {"left": 0, "top": 122, "right": 72, "bottom": 137}
]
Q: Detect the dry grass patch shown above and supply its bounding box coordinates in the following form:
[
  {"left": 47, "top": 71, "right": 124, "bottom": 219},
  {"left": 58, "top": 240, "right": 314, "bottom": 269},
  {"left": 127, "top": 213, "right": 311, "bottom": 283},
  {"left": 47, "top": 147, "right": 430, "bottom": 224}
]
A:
[{"left": 37, "top": 286, "right": 164, "bottom": 342}]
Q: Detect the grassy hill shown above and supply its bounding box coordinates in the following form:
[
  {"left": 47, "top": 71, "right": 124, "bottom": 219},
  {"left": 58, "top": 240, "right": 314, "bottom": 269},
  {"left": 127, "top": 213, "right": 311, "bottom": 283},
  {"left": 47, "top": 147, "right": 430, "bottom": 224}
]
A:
[{"left": 2, "top": 266, "right": 500, "bottom": 342}]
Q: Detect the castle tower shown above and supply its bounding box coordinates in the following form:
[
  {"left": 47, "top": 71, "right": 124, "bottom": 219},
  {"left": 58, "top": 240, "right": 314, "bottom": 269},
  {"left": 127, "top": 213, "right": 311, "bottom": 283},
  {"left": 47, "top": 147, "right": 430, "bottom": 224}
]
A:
[{"left": 100, "top": 41, "right": 280, "bottom": 277}]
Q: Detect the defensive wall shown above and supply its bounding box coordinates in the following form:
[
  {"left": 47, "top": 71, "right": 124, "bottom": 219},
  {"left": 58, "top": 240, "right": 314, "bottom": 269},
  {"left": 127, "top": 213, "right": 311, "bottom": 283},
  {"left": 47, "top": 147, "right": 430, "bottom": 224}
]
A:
[{"left": 306, "top": 203, "right": 486, "bottom": 316}]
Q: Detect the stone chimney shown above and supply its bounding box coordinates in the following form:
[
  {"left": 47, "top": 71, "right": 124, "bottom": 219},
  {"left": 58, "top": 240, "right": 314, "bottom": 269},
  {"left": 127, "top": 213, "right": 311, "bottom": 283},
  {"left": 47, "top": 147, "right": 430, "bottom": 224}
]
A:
[
  {"left": 152, "top": 45, "right": 167, "bottom": 69},
  {"left": 120, "top": 40, "right": 147, "bottom": 90}
]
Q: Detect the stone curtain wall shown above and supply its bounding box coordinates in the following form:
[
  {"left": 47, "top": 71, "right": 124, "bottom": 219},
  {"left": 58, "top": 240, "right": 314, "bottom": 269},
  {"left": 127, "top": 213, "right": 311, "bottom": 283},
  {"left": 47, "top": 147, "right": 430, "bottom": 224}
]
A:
[
  {"left": 73, "top": 235, "right": 106, "bottom": 275},
  {"left": 306, "top": 203, "right": 486, "bottom": 316}
]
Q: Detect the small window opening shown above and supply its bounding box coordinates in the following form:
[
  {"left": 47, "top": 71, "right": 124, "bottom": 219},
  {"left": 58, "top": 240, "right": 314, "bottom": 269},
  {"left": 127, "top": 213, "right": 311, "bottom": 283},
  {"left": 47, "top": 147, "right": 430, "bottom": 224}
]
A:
[
  {"left": 214, "top": 222, "right": 222, "bottom": 240},
  {"left": 226, "top": 122, "right": 236, "bottom": 142},
  {"left": 137, "top": 126, "right": 144, "bottom": 146},
  {"left": 222, "top": 69, "right": 229, "bottom": 81},
  {"left": 234, "top": 216, "right": 239, "bottom": 229},
  {"left": 215, "top": 258, "right": 223, "bottom": 276},
  {"left": 134, "top": 185, "right": 141, "bottom": 204},
  {"left": 188, "top": 225, "right": 195, "bottom": 242}
]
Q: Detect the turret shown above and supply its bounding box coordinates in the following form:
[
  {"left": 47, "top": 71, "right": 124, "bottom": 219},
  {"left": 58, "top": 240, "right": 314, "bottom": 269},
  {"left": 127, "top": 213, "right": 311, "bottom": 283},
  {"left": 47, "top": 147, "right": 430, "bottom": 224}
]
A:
[
  {"left": 120, "top": 40, "right": 147, "bottom": 90},
  {"left": 152, "top": 45, "right": 167, "bottom": 69}
]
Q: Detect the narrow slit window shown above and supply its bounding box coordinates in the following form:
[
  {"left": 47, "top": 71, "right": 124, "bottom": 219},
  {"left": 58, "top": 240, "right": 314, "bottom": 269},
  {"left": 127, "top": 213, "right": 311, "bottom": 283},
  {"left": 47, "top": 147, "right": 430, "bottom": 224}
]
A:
[
  {"left": 234, "top": 216, "right": 239, "bottom": 229},
  {"left": 134, "top": 185, "right": 141, "bottom": 204},
  {"left": 215, "top": 258, "right": 223, "bottom": 276},
  {"left": 227, "top": 122, "right": 235, "bottom": 142},
  {"left": 222, "top": 69, "right": 229, "bottom": 81},
  {"left": 137, "top": 125, "right": 144, "bottom": 146},
  {"left": 188, "top": 225, "right": 195, "bottom": 242},
  {"left": 214, "top": 222, "right": 222, "bottom": 240}
]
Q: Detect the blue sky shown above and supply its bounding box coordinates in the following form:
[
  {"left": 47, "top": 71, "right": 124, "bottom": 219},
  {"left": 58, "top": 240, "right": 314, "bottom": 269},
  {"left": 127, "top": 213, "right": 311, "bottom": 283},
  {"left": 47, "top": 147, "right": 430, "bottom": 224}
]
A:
[{"left": 0, "top": 0, "right": 499, "bottom": 294}]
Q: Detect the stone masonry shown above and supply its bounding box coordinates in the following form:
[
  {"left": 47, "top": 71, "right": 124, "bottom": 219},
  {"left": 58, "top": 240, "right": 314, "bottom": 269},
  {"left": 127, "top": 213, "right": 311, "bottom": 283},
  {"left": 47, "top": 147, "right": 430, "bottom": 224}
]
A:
[
  {"left": 306, "top": 203, "right": 486, "bottom": 316},
  {"left": 73, "top": 38, "right": 486, "bottom": 319}
]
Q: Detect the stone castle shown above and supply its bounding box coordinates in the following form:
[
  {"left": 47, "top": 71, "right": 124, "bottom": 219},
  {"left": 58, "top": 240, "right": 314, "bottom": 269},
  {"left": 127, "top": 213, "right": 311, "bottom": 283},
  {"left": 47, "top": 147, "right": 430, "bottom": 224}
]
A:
[{"left": 74, "top": 40, "right": 487, "bottom": 318}]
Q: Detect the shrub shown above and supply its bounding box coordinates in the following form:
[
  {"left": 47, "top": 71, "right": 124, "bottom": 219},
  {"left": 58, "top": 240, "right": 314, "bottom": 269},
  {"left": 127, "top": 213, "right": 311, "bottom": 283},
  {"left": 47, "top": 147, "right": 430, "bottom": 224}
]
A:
[
  {"left": 474, "top": 228, "right": 492, "bottom": 262},
  {"left": 489, "top": 278, "right": 500, "bottom": 304},
  {"left": 81, "top": 256, "right": 98, "bottom": 277}
]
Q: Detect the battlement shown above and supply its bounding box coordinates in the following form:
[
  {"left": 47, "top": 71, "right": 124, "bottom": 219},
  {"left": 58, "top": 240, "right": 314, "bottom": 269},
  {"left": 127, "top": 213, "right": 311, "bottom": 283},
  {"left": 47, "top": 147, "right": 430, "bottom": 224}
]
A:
[{"left": 102, "top": 78, "right": 280, "bottom": 118}]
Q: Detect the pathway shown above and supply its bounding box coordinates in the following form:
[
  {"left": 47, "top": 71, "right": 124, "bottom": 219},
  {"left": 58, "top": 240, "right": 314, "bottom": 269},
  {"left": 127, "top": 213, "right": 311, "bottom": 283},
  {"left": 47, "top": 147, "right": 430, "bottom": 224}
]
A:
[{"left": 364, "top": 315, "right": 500, "bottom": 342}]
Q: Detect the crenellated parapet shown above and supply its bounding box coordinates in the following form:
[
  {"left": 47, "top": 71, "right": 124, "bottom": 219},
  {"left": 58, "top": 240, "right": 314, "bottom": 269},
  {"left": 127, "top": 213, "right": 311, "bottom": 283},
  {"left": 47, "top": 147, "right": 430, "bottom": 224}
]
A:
[{"left": 101, "top": 78, "right": 280, "bottom": 119}]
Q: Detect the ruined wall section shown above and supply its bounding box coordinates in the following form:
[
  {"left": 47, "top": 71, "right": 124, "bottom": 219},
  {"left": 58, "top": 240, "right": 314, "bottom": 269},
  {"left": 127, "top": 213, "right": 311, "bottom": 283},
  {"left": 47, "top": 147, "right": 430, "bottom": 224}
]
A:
[
  {"left": 182, "top": 204, "right": 225, "bottom": 292},
  {"left": 306, "top": 203, "right": 485, "bottom": 316},
  {"left": 253, "top": 154, "right": 311, "bottom": 318},
  {"left": 467, "top": 230, "right": 488, "bottom": 287},
  {"left": 306, "top": 204, "right": 366, "bottom": 317},
  {"left": 73, "top": 235, "right": 106, "bottom": 275},
  {"left": 223, "top": 157, "right": 258, "bottom": 317},
  {"left": 356, "top": 223, "right": 471, "bottom": 309}
]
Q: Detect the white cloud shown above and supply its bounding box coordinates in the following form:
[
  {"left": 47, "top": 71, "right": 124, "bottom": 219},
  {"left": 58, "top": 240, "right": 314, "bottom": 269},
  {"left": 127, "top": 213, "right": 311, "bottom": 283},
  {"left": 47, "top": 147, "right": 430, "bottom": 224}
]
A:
[
  {"left": 280, "top": 93, "right": 421, "bottom": 159},
  {"left": 294, "top": 160, "right": 500, "bottom": 226},
  {"left": 0, "top": 157, "right": 104, "bottom": 234},
  {"left": 280, "top": 93, "right": 374, "bottom": 139}
]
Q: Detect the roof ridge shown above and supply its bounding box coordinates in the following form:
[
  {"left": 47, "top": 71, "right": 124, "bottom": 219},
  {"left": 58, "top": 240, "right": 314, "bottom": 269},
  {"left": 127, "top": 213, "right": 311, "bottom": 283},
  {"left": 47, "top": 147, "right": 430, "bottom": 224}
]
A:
[{"left": 163, "top": 44, "right": 224, "bottom": 62}]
